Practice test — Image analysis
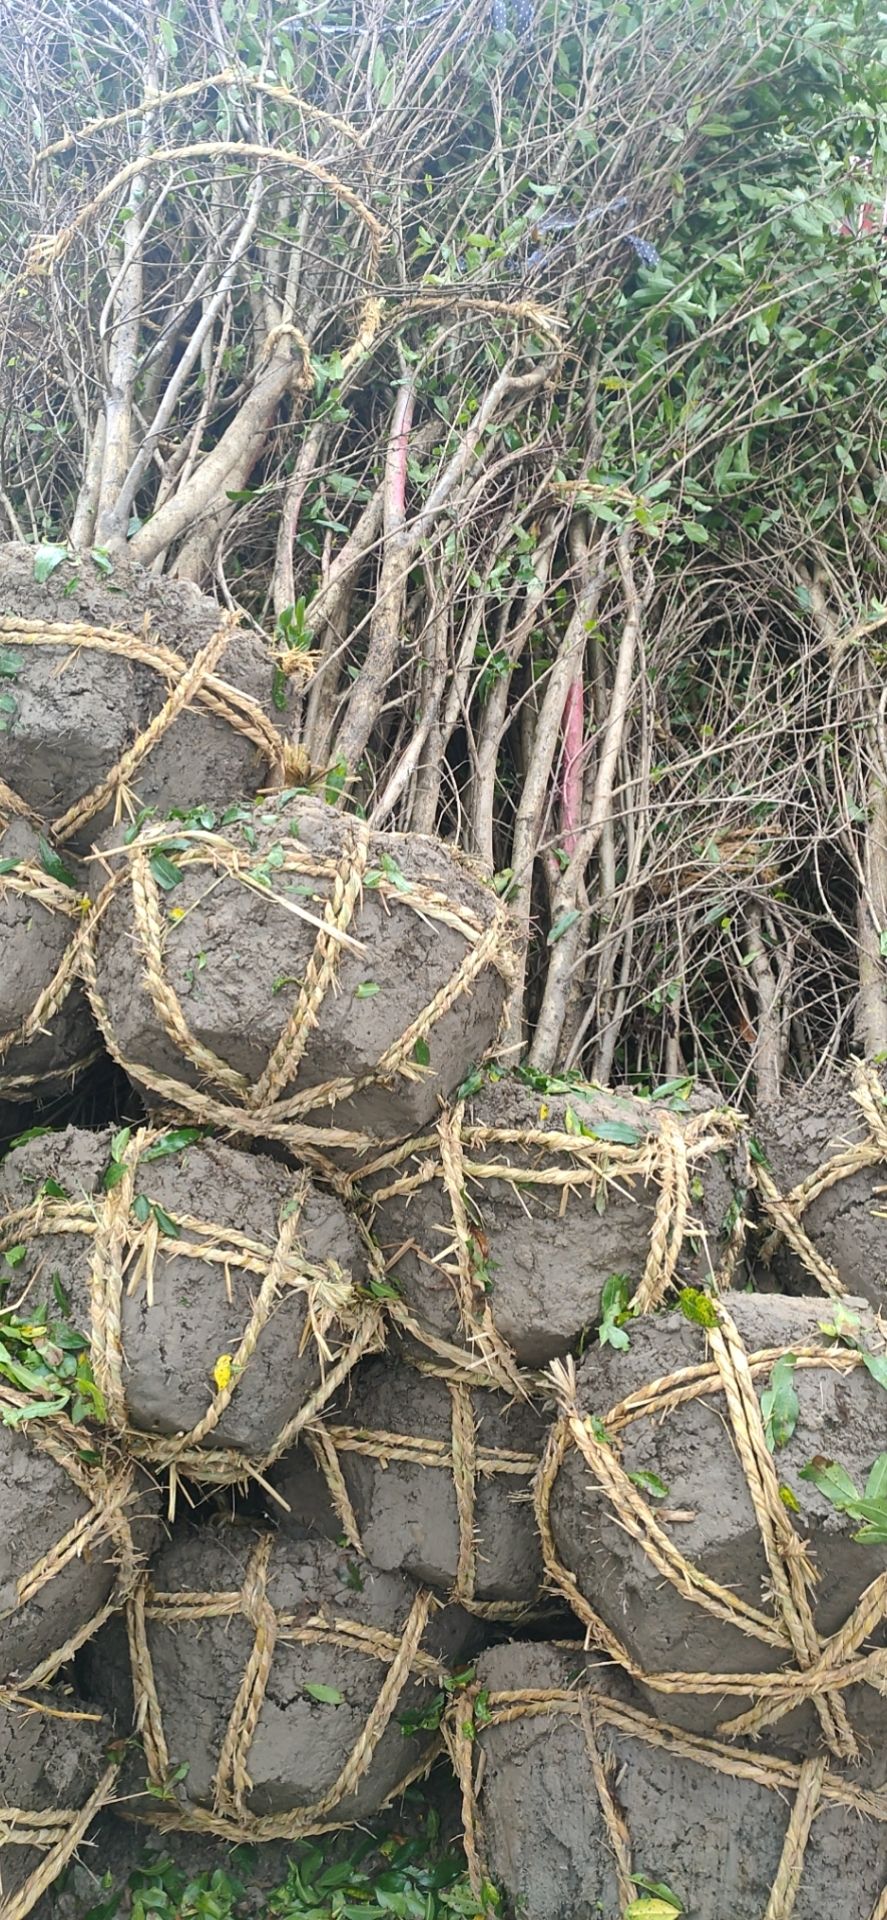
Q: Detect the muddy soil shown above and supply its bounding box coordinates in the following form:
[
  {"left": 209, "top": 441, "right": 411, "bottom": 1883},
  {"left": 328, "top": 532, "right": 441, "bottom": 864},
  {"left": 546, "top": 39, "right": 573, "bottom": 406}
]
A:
[
  {"left": 756, "top": 1069, "right": 887, "bottom": 1311},
  {"left": 84, "top": 1525, "right": 479, "bottom": 1830},
  {"left": 0, "top": 1126, "right": 369, "bottom": 1460},
  {"left": 354, "top": 1077, "right": 740, "bottom": 1368},
  {"left": 270, "top": 1352, "right": 549, "bottom": 1606},
  {"left": 547, "top": 1293, "right": 887, "bottom": 1757},
  {"left": 0, "top": 818, "right": 98, "bottom": 1097},
  {"left": 0, "top": 1686, "right": 113, "bottom": 1914},
  {"left": 472, "top": 1642, "right": 887, "bottom": 1920},
  {"left": 89, "top": 796, "right": 509, "bottom": 1141},
  {"left": 0, "top": 544, "right": 280, "bottom": 851}
]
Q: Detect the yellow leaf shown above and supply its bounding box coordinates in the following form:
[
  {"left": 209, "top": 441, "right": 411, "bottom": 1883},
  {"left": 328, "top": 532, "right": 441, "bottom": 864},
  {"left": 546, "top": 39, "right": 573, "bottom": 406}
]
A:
[
  {"left": 625, "top": 1903, "right": 682, "bottom": 1920},
  {"left": 168, "top": 905, "right": 186, "bottom": 922},
  {"left": 538, "top": 1101, "right": 549, "bottom": 1121},
  {"left": 213, "top": 1353, "right": 233, "bottom": 1393},
  {"left": 779, "top": 1482, "right": 800, "bottom": 1512}
]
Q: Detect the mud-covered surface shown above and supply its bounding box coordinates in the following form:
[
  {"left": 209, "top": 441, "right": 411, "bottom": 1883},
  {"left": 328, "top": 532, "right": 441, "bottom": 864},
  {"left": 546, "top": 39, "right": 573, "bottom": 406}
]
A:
[
  {"left": 548, "top": 1293, "right": 887, "bottom": 1756},
  {"left": 0, "top": 1687, "right": 113, "bottom": 1911},
  {"left": 0, "top": 818, "right": 98, "bottom": 1094},
  {"left": 0, "top": 544, "right": 279, "bottom": 850},
  {"left": 0, "top": 1418, "right": 159, "bottom": 1685},
  {"left": 356, "top": 1077, "right": 740, "bottom": 1367},
  {"left": 0, "top": 1126, "right": 369, "bottom": 1459},
  {"left": 84, "top": 1525, "right": 479, "bottom": 1829},
  {"left": 473, "top": 1642, "right": 887, "bottom": 1920},
  {"left": 90, "top": 796, "right": 509, "bottom": 1141},
  {"left": 756, "top": 1071, "right": 887, "bottom": 1311},
  {"left": 271, "top": 1352, "right": 549, "bottom": 1605}
]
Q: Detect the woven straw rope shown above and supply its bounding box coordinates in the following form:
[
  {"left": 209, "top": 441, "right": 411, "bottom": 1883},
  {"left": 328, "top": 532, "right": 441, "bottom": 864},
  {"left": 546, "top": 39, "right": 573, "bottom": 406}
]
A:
[
  {"left": 349, "top": 1101, "right": 748, "bottom": 1388},
  {"left": 81, "top": 822, "right": 513, "bottom": 1153},
  {"left": 0, "top": 612, "right": 294, "bottom": 846},
  {"left": 0, "top": 1126, "right": 384, "bottom": 1504},
  {"left": 0, "top": 856, "right": 99, "bottom": 1093},
  {"left": 445, "top": 1680, "right": 887, "bottom": 1920},
  {"left": 756, "top": 1060, "right": 887, "bottom": 1299},
  {"left": 537, "top": 1307, "right": 887, "bottom": 1760},
  {"left": 124, "top": 1532, "right": 448, "bottom": 1840},
  {"left": 304, "top": 1356, "right": 544, "bottom": 1620},
  {"left": 0, "top": 1384, "right": 144, "bottom": 1689}
]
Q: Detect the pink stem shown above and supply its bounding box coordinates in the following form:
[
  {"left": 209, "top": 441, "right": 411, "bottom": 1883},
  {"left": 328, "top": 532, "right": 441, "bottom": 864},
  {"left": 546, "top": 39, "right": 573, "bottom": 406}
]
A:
[
  {"left": 386, "top": 376, "right": 416, "bottom": 529},
  {"left": 559, "top": 672, "right": 584, "bottom": 855}
]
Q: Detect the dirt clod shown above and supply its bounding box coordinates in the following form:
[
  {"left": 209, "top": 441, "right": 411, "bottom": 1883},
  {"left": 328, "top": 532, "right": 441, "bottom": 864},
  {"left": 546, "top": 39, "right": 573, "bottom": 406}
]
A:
[
  {"left": 469, "top": 1641, "right": 887, "bottom": 1920},
  {"left": 0, "top": 1687, "right": 115, "bottom": 1919},
  {"left": 756, "top": 1068, "right": 887, "bottom": 1311},
  {"left": 84, "top": 1525, "right": 479, "bottom": 1837},
  {"left": 0, "top": 819, "right": 98, "bottom": 1099},
  {"left": 0, "top": 1126, "right": 373, "bottom": 1467}
]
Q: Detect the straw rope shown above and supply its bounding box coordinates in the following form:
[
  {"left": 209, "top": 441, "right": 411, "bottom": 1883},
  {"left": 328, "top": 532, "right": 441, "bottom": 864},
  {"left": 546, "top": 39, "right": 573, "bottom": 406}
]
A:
[
  {"left": 445, "top": 1679, "right": 887, "bottom": 1920},
  {"left": 0, "top": 1384, "right": 145, "bottom": 1688},
  {"left": 0, "top": 854, "right": 98, "bottom": 1094},
  {"left": 347, "top": 1099, "right": 748, "bottom": 1382},
  {"left": 303, "top": 1357, "right": 545, "bottom": 1620},
  {"left": 80, "top": 821, "right": 513, "bottom": 1153},
  {"left": 0, "top": 1126, "right": 385, "bottom": 1503},
  {"left": 0, "top": 612, "right": 295, "bottom": 845},
  {"left": 536, "top": 1306, "right": 887, "bottom": 1760},
  {"left": 756, "top": 1060, "right": 887, "bottom": 1297},
  {"left": 122, "top": 1532, "right": 451, "bottom": 1840},
  {"left": 0, "top": 1754, "right": 120, "bottom": 1920}
]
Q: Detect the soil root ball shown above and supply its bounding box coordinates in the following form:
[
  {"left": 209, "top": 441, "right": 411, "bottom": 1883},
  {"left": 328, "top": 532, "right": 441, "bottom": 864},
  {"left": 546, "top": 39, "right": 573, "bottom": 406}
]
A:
[
  {"left": 83, "top": 1525, "right": 479, "bottom": 1841},
  {"left": 0, "top": 818, "right": 99, "bottom": 1100},
  {"left": 349, "top": 1075, "right": 744, "bottom": 1378},
  {"left": 755, "top": 1060, "right": 887, "bottom": 1311},
  {"left": 539, "top": 1292, "right": 887, "bottom": 1761},
  {"left": 0, "top": 543, "right": 290, "bottom": 853},
  {"left": 449, "top": 1642, "right": 887, "bottom": 1920},
  {"left": 0, "top": 1687, "right": 118, "bottom": 1920},
  {"left": 0, "top": 1407, "right": 158, "bottom": 1688},
  {"left": 0, "top": 1125, "right": 381, "bottom": 1485},
  {"left": 270, "top": 1350, "right": 550, "bottom": 1614},
  {"left": 84, "top": 795, "right": 512, "bottom": 1149}
]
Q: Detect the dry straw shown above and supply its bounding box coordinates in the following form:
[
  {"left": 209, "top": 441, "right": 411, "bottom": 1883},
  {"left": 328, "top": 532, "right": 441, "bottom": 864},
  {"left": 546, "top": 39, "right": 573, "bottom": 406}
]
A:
[
  {"left": 0, "top": 1693, "right": 119, "bottom": 1920},
  {"left": 347, "top": 1097, "right": 748, "bottom": 1390},
  {"left": 303, "top": 1353, "right": 545, "bottom": 1620},
  {"left": 537, "top": 1301, "right": 887, "bottom": 1762},
  {"left": 81, "top": 820, "right": 513, "bottom": 1156},
  {"left": 124, "top": 1532, "right": 447, "bottom": 1841},
  {"left": 445, "top": 1676, "right": 887, "bottom": 1920},
  {"left": 0, "top": 610, "right": 295, "bottom": 846},
  {"left": 0, "top": 1126, "right": 384, "bottom": 1509}
]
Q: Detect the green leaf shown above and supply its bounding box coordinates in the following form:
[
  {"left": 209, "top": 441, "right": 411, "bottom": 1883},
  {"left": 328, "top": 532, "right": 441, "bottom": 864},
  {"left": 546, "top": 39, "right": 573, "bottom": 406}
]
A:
[
  {"left": 413, "top": 1037, "right": 431, "bottom": 1067},
  {"left": 650, "top": 1077, "right": 695, "bottom": 1101},
  {"left": 589, "top": 1119, "right": 640, "bottom": 1146},
  {"left": 3, "top": 1245, "right": 27, "bottom": 1269},
  {"left": 37, "top": 836, "right": 78, "bottom": 889},
  {"left": 141, "top": 1128, "right": 207, "bottom": 1161},
  {"left": 456, "top": 1067, "right": 485, "bottom": 1101},
  {"left": 547, "top": 908, "right": 580, "bottom": 945},
  {"left": 149, "top": 850, "right": 183, "bottom": 892},
  {"left": 630, "top": 1875, "right": 684, "bottom": 1913},
  {"left": 90, "top": 547, "right": 113, "bottom": 576},
  {"left": 150, "top": 1203, "right": 180, "bottom": 1239},
  {"left": 628, "top": 1469, "right": 670, "bottom": 1500},
  {"left": 799, "top": 1457, "right": 859, "bottom": 1508},
  {"left": 863, "top": 1454, "right": 887, "bottom": 1502},
  {"left": 598, "top": 1272, "right": 632, "bottom": 1351},
  {"left": 33, "top": 543, "right": 68, "bottom": 584},
  {"left": 677, "top": 1286, "right": 719, "bottom": 1330},
  {"left": 355, "top": 981, "right": 380, "bottom": 998},
  {"left": 760, "top": 1353, "right": 799, "bottom": 1451},
  {"left": 0, "top": 858, "right": 20, "bottom": 875},
  {"left": 132, "top": 1194, "right": 151, "bottom": 1225},
  {"left": 863, "top": 1351, "right": 887, "bottom": 1393},
  {"left": 303, "top": 1683, "right": 343, "bottom": 1706},
  {"left": 0, "top": 649, "right": 22, "bottom": 677}
]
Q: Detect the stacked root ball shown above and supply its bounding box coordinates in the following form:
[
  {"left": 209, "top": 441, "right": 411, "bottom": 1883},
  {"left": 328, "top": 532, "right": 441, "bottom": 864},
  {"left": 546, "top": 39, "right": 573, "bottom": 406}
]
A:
[{"left": 1, "top": 550, "right": 886, "bottom": 1919}]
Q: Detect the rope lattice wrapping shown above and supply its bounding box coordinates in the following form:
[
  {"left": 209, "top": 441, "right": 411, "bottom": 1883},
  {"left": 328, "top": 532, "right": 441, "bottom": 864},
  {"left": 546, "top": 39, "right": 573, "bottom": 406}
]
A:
[
  {"left": 0, "top": 611, "right": 296, "bottom": 846},
  {"left": 0, "top": 833, "right": 99, "bottom": 1094},
  {"left": 0, "top": 1389, "right": 149, "bottom": 1689},
  {"left": 347, "top": 1088, "right": 748, "bottom": 1387},
  {"left": 297, "top": 1353, "right": 548, "bottom": 1618},
  {"left": 121, "top": 1532, "right": 459, "bottom": 1842},
  {"left": 445, "top": 1658, "right": 887, "bottom": 1920},
  {"left": 0, "top": 1689, "right": 119, "bottom": 1920},
  {"left": 756, "top": 1059, "right": 887, "bottom": 1300},
  {"left": 536, "top": 1299, "right": 887, "bottom": 1763},
  {"left": 82, "top": 802, "right": 513, "bottom": 1152},
  {"left": 0, "top": 1126, "right": 384, "bottom": 1503}
]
